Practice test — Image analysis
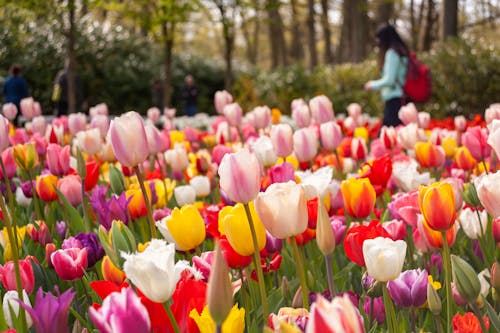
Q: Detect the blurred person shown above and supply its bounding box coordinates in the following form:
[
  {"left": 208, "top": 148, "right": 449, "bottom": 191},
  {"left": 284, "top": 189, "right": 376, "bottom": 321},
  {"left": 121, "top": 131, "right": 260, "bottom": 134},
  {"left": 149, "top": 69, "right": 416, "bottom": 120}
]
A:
[
  {"left": 2, "top": 64, "right": 29, "bottom": 126},
  {"left": 181, "top": 74, "right": 198, "bottom": 117},
  {"left": 364, "top": 24, "right": 409, "bottom": 127},
  {"left": 52, "top": 60, "right": 84, "bottom": 116}
]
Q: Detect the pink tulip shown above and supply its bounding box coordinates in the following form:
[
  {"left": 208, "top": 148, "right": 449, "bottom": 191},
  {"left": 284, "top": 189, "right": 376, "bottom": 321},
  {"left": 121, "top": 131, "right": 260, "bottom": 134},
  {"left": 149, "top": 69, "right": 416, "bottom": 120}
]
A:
[
  {"left": 292, "top": 104, "right": 311, "bottom": 128},
  {"left": 212, "top": 144, "right": 233, "bottom": 165},
  {"left": 2, "top": 103, "right": 17, "bottom": 121},
  {"left": 145, "top": 124, "right": 167, "bottom": 155},
  {"left": 475, "top": 171, "right": 500, "bottom": 218},
  {"left": 218, "top": 148, "right": 260, "bottom": 204},
  {"left": 380, "top": 126, "right": 397, "bottom": 150},
  {"left": 68, "top": 113, "right": 87, "bottom": 135},
  {"left": 487, "top": 119, "right": 500, "bottom": 159},
  {"left": 90, "top": 114, "right": 110, "bottom": 139},
  {"left": 418, "top": 112, "right": 430, "bottom": 129},
  {"left": 350, "top": 137, "right": 367, "bottom": 161},
  {"left": 388, "top": 190, "right": 420, "bottom": 228},
  {"left": 52, "top": 116, "right": 69, "bottom": 132},
  {"left": 398, "top": 102, "right": 418, "bottom": 125},
  {"left": 269, "top": 162, "right": 295, "bottom": 184},
  {"left": 0, "top": 115, "right": 10, "bottom": 151},
  {"left": 57, "top": 175, "right": 83, "bottom": 206},
  {"left": 46, "top": 144, "right": 70, "bottom": 176},
  {"left": 30, "top": 133, "right": 48, "bottom": 156},
  {"left": 309, "top": 95, "right": 334, "bottom": 124},
  {"left": 76, "top": 128, "right": 102, "bottom": 156},
  {"left": 163, "top": 107, "right": 176, "bottom": 119},
  {"left": 462, "top": 126, "right": 491, "bottom": 160},
  {"left": 147, "top": 107, "right": 161, "bottom": 123},
  {"left": 454, "top": 116, "right": 467, "bottom": 131},
  {"left": 0, "top": 149, "right": 16, "bottom": 179},
  {"left": 215, "top": 121, "right": 238, "bottom": 144},
  {"left": 223, "top": 103, "right": 242, "bottom": 127},
  {"left": 109, "top": 111, "right": 149, "bottom": 167},
  {"left": 9, "top": 128, "right": 29, "bottom": 146},
  {"left": 293, "top": 127, "right": 318, "bottom": 162},
  {"left": 383, "top": 220, "right": 407, "bottom": 241},
  {"left": 347, "top": 103, "right": 362, "bottom": 119},
  {"left": 0, "top": 258, "right": 35, "bottom": 294},
  {"left": 442, "top": 177, "right": 464, "bottom": 212},
  {"left": 397, "top": 123, "right": 425, "bottom": 150},
  {"left": 306, "top": 294, "right": 364, "bottom": 333},
  {"left": 485, "top": 103, "right": 500, "bottom": 124},
  {"left": 20, "top": 97, "right": 41, "bottom": 120},
  {"left": 51, "top": 247, "right": 88, "bottom": 280},
  {"left": 30, "top": 116, "right": 47, "bottom": 135},
  {"left": 252, "top": 106, "right": 271, "bottom": 129},
  {"left": 291, "top": 98, "right": 307, "bottom": 111},
  {"left": 214, "top": 90, "right": 233, "bottom": 114},
  {"left": 270, "top": 124, "right": 294, "bottom": 158},
  {"left": 89, "top": 103, "right": 108, "bottom": 118},
  {"left": 319, "top": 121, "right": 342, "bottom": 151}
]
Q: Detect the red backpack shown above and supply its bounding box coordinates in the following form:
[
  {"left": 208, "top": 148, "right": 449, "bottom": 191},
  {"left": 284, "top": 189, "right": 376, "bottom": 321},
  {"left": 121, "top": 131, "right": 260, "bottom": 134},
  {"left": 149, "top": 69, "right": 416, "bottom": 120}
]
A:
[{"left": 403, "top": 52, "right": 432, "bottom": 103}]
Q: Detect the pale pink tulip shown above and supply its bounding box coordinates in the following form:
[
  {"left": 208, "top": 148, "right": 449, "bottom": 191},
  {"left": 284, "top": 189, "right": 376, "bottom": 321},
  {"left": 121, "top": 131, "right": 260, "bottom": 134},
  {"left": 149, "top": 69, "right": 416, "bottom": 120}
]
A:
[
  {"left": 454, "top": 116, "right": 467, "bottom": 131},
  {"left": 89, "top": 103, "right": 109, "bottom": 118},
  {"left": 319, "top": 121, "right": 342, "bottom": 151},
  {"left": 0, "top": 116, "right": 9, "bottom": 151},
  {"left": 398, "top": 103, "right": 418, "bottom": 125},
  {"left": 164, "top": 146, "right": 189, "bottom": 172},
  {"left": 487, "top": 119, "right": 500, "bottom": 159},
  {"left": 475, "top": 171, "right": 500, "bottom": 218},
  {"left": 147, "top": 107, "right": 161, "bottom": 123},
  {"left": 291, "top": 98, "right": 307, "bottom": 111},
  {"left": 218, "top": 148, "right": 260, "bottom": 204},
  {"left": 2, "top": 103, "right": 17, "bottom": 121},
  {"left": 293, "top": 127, "right": 318, "bottom": 162},
  {"left": 90, "top": 114, "right": 110, "bottom": 139},
  {"left": 20, "top": 97, "right": 41, "bottom": 120},
  {"left": 485, "top": 104, "right": 500, "bottom": 124},
  {"left": 347, "top": 103, "right": 362, "bottom": 119},
  {"left": 223, "top": 103, "right": 242, "bottom": 127},
  {"left": 76, "top": 128, "right": 102, "bottom": 156},
  {"left": 109, "top": 111, "right": 149, "bottom": 167},
  {"left": 57, "top": 175, "right": 83, "bottom": 206},
  {"left": 292, "top": 104, "right": 311, "bottom": 128},
  {"left": 252, "top": 106, "right": 271, "bottom": 129},
  {"left": 68, "top": 113, "right": 87, "bottom": 135},
  {"left": 46, "top": 144, "right": 70, "bottom": 176},
  {"left": 145, "top": 124, "right": 167, "bottom": 155},
  {"left": 270, "top": 124, "right": 294, "bottom": 158},
  {"left": 309, "top": 95, "right": 334, "bottom": 124},
  {"left": 214, "top": 90, "right": 233, "bottom": 114},
  {"left": 418, "top": 112, "right": 430, "bottom": 129},
  {"left": 31, "top": 116, "right": 46, "bottom": 135}
]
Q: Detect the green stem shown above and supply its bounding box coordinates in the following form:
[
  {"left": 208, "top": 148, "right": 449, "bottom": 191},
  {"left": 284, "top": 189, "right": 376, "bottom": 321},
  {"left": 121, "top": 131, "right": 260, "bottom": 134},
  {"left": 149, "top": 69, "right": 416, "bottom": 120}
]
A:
[
  {"left": 325, "top": 254, "right": 337, "bottom": 297},
  {"left": 0, "top": 192, "right": 27, "bottom": 333},
  {"left": 164, "top": 301, "right": 181, "bottom": 333},
  {"left": 0, "top": 158, "right": 16, "bottom": 218},
  {"left": 291, "top": 237, "right": 309, "bottom": 310},
  {"left": 471, "top": 302, "right": 488, "bottom": 333},
  {"left": 441, "top": 231, "right": 453, "bottom": 333},
  {"left": 475, "top": 209, "right": 493, "bottom": 267},
  {"left": 27, "top": 169, "right": 43, "bottom": 220},
  {"left": 134, "top": 165, "right": 157, "bottom": 239},
  {"left": 69, "top": 306, "right": 94, "bottom": 332},
  {"left": 382, "top": 282, "right": 396, "bottom": 333},
  {"left": 238, "top": 268, "right": 250, "bottom": 333},
  {"left": 433, "top": 315, "right": 444, "bottom": 333},
  {"left": 243, "top": 203, "right": 268, "bottom": 321}
]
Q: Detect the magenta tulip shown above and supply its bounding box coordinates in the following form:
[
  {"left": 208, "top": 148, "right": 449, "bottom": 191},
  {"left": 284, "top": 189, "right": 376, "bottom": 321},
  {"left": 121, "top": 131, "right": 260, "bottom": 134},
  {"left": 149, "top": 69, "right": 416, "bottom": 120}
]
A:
[{"left": 51, "top": 247, "right": 88, "bottom": 281}]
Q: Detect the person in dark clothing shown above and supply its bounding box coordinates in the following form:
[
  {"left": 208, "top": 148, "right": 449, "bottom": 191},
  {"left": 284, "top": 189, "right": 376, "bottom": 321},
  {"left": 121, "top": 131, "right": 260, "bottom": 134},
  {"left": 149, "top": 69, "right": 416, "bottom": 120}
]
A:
[
  {"left": 181, "top": 74, "right": 198, "bottom": 117},
  {"left": 2, "top": 64, "right": 29, "bottom": 126},
  {"left": 53, "top": 63, "right": 84, "bottom": 116}
]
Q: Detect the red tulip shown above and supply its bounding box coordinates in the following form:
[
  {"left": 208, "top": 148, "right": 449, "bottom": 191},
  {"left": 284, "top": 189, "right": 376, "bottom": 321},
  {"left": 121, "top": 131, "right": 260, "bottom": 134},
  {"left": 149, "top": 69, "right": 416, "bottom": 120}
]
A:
[
  {"left": 343, "top": 220, "right": 390, "bottom": 266},
  {"left": 359, "top": 155, "right": 392, "bottom": 195},
  {"left": 0, "top": 257, "right": 35, "bottom": 294},
  {"left": 219, "top": 237, "right": 252, "bottom": 269},
  {"left": 51, "top": 247, "right": 88, "bottom": 280}
]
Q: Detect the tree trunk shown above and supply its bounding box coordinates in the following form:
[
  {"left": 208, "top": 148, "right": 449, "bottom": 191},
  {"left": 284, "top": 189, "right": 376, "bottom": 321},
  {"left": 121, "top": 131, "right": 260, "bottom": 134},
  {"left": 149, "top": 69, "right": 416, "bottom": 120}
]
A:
[
  {"left": 418, "top": 0, "right": 435, "bottom": 51},
  {"left": 267, "top": 0, "right": 287, "bottom": 68},
  {"left": 374, "top": 0, "right": 394, "bottom": 26},
  {"left": 67, "top": 0, "right": 77, "bottom": 114},
  {"left": 241, "top": 0, "right": 261, "bottom": 65},
  {"left": 307, "top": 0, "right": 318, "bottom": 68},
  {"left": 320, "top": 0, "right": 333, "bottom": 64},
  {"left": 338, "top": 0, "right": 369, "bottom": 63},
  {"left": 289, "top": 0, "right": 304, "bottom": 62},
  {"left": 440, "top": 0, "right": 458, "bottom": 40},
  {"left": 224, "top": 34, "right": 234, "bottom": 90},
  {"left": 162, "top": 21, "right": 175, "bottom": 107}
]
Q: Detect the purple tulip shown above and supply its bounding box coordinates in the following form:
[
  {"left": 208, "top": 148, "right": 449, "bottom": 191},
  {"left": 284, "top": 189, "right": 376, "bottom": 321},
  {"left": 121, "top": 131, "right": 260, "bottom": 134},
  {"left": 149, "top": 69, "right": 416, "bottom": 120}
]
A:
[
  {"left": 18, "top": 287, "right": 75, "bottom": 333},
  {"left": 21, "top": 181, "right": 34, "bottom": 198},
  {"left": 75, "top": 232, "right": 105, "bottom": 267},
  {"left": 387, "top": 269, "right": 428, "bottom": 308},
  {"left": 55, "top": 221, "right": 67, "bottom": 239},
  {"left": 363, "top": 296, "right": 385, "bottom": 324},
  {"left": 89, "top": 287, "right": 151, "bottom": 333},
  {"left": 90, "top": 186, "right": 130, "bottom": 229},
  {"left": 265, "top": 231, "right": 283, "bottom": 254},
  {"left": 330, "top": 218, "right": 346, "bottom": 245}
]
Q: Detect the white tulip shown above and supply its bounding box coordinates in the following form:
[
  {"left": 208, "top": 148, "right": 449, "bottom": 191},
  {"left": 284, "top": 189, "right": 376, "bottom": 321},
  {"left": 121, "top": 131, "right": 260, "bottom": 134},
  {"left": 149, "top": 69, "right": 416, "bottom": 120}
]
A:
[
  {"left": 458, "top": 207, "right": 488, "bottom": 239},
  {"left": 251, "top": 136, "right": 278, "bottom": 167},
  {"left": 189, "top": 176, "right": 211, "bottom": 198},
  {"left": 363, "top": 237, "right": 407, "bottom": 282},
  {"left": 3, "top": 290, "right": 33, "bottom": 328},
  {"left": 174, "top": 185, "right": 196, "bottom": 206}
]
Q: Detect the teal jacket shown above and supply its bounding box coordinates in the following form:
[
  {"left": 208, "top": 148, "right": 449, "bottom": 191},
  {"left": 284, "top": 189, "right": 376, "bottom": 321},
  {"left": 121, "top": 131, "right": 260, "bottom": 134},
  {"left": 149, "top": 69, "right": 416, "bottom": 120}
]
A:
[{"left": 369, "top": 49, "right": 408, "bottom": 102}]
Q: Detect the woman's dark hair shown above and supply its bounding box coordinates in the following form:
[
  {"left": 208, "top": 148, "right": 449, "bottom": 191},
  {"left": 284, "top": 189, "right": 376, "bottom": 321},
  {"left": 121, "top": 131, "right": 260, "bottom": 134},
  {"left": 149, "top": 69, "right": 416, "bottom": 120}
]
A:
[
  {"left": 9, "top": 64, "right": 22, "bottom": 76},
  {"left": 376, "top": 24, "right": 409, "bottom": 69}
]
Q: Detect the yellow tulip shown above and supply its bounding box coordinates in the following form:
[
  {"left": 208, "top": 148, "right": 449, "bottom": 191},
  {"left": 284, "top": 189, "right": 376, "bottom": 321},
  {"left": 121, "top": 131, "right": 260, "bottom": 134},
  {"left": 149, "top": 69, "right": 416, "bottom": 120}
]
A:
[
  {"left": 418, "top": 182, "right": 456, "bottom": 231},
  {"left": 165, "top": 204, "right": 206, "bottom": 251},
  {"left": 13, "top": 143, "right": 38, "bottom": 170},
  {"left": 2, "top": 226, "right": 26, "bottom": 261},
  {"left": 354, "top": 127, "right": 369, "bottom": 142},
  {"left": 441, "top": 137, "right": 457, "bottom": 158},
  {"left": 190, "top": 305, "right": 245, "bottom": 333},
  {"left": 219, "top": 202, "right": 266, "bottom": 256},
  {"left": 169, "top": 131, "right": 185, "bottom": 146},
  {"left": 153, "top": 179, "right": 176, "bottom": 208}
]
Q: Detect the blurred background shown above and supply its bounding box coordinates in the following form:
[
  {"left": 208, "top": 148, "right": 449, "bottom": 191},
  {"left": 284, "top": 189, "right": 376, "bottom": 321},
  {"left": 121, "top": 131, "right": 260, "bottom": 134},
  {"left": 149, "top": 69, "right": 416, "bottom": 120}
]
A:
[{"left": 1, "top": 0, "right": 499, "bottom": 118}]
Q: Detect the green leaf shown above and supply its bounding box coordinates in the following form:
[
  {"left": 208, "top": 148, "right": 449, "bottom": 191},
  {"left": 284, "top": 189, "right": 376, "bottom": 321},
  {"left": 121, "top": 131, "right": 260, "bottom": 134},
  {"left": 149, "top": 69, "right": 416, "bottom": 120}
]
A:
[
  {"left": 481, "top": 295, "right": 500, "bottom": 332},
  {"left": 56, "top": 188, "right": 85, "bottom": 234}
]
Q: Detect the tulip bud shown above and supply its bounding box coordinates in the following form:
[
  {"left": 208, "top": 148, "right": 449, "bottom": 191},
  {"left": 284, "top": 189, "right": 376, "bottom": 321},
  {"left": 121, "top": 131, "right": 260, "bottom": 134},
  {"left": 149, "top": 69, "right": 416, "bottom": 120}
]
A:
[
  {"left": 98, "top": 221, "right": 137, "bottom": 267},
  {"left": 45, "top": 243, "right": 56, "bottom": 268},
  {"left": 427, "top": 283, "right": 441, "bottom": 315},
  {"left": 491, "top": 262, "right": 500, "bottom": 289},
  {"left": 316, "top": 200, "right": 335, "bottom": 256},
  {"left": 207, "top": 243, "right": 232, "bottom": 325},
  {"left": 462, "top": 182, "right": 481, "bottom": 207},
  {"left": 109, "top": 164, "right": 126, "bottom": 195},
  {"left": 451, "top": 255, "right": 481, "bottom": 304},
  {"left": 292, "top": 286, "right": 303, "bottom": 308}
]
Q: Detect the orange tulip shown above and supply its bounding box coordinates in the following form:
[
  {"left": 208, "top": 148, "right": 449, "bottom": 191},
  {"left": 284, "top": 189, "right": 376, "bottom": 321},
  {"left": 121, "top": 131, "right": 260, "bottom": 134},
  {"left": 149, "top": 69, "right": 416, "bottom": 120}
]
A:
[
  {"left": 455, "top": 146, "right": 477, "bottom": 171},
  {"left": 417, "top": 215, "right": 457, "bottom": 249},
  {"left": 36, "top": 174, "right": 58, "bottom": 202},
  {"left": 126, "top": 188, "right": 147, "bottom": 219},
  {"left": 414, "top": 141, "right": 445, "bottom": 168},
  {"left": 340, "top": 178, "right": 376, "bottom": 219},
  {"left": 101, "top": 255, "right": 125, "bottom": 285},
  {"left": 418, "top": 182, "right": 456, "bottom": 231}
]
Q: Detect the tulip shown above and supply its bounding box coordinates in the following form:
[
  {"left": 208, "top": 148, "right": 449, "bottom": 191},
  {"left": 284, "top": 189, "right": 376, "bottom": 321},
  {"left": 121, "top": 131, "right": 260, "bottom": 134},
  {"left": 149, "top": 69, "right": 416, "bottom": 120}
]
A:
[
  {"left": 89, "top": 287, "right": 151, "bottom": 333},
  {"left": 427, "top": 283, "right": 442, "bottom": 315},
  {"left": 206, "top": 244, "right": 232, "bottom": 326},
  {"left": 487, "top": 119, "right": 500, "bottom": 161},
  {"left": 0, "top": 115, "right": 10, "bottom": 152},
  {"left": 46, "top": 144, "right": 70, "bottom": 176},
  {"left": 0, "top": 257, "right": 35, "bottom": 294},
  {"left": 121, "top": 239, "right": 178, "bottom": 303},
  {"left": 387, "top": 269, "right": 428, "bottom": 307},
  {"left": 31, "top": 116, "right": 47, "bottom": 135},
  {"left": 173, "top": 185, "right": 196, "bottom": 206},
  {"left": 2, "top": 103, "right": 17, "bottom": 121},
  {"left": 89, "top": 103, "right": 109, "bottom": 118},
  {"left": 74, "top": 232, "right": 104, "bottom": 268},
  {"left": 382, "top": 220, "right": 407, "bottom": 241},
  {"left": 189, "top": 175, "right": 211, "bottom": 197},
  {"left": 462, "top": 126, "right": 491, "bottom": 161},
  {"left": 454, "top": 115, "right": 467, "bottom": 131},
  {"left": 252, "top": 136, "right": 278, "bottom": 167},
  {"left": 452, "top": 312, "right": 490, "bottom": 333},
  {"left": 98, "top": 221, "right": 137, "bottom": 267},
  {"left": 20, "top": 97, "right": 41, "bottom": 120},
  {"left": 418, "top": 182, "right": 456, "bottom": 231},
  {"left": 255, "top": 181, "right": 308, "bottom": 239},
  {"left": 190, "top": 305, "right": 245, "bottom": 333},
  {"left": 26, "top": 220, "right": 51, "bottom": 247},
  {"left": 418, "top": 112, "right": 430, "bottom": 128},
  {"left": 363, "top": 237, "right": 406, "bottom": 282},
  {"left": 147, "top": 107, "right": 161, "bottom": 123},
  {"left": 252, "top": 106, "right": 271, "bottom": 129},
  {"left": 455, "top": 146, "right": 477, "bottom": 171},
  {"left": 474, "top": 171, "right": 500, "bottom": 219},
  {"left": 13, "top": 143, "right": 38, "bottom": 170},
  {"left": 380, "top": 126, "right": 397, "bottom": 150},
  {"left": 109, "top": 111, "right": 149, "bottom": 167},
  {"left": 351, "top": 137, "right": 367, "bottom": 161},
  {"left": 101, "top": 255, "right": 126, "bottom": 285},
  {"left": 218, "top": 148, "right": 260, "bottom": 204},
  {"left": 145, "top": 123, "right": 167, "bottom": 155},
  {"left": 163, "top": 205, "right": 206, "bottom": 251},
  {"left": 363, "top": 296, "right": 385, "bottom": 324},
  {"left": 398, "top": 102, "right": 418, "bottom": 125},
  {"left": 341, "top": 178, "right": 376, "bottom": 219},
  {"left": 359, "top": 155, "right": 393, "bottom": 196},
  {"left": 458, "top": 207, "right": 488, "bottom": 239},
  {"left": 223, "top": 103, "right": 242, "bottom": 127},
  {"left": 416, "top": 215, "right": 457, "bottom": 250},
  {"left": 309, "top": 95, "right": 334, "bottom": 124},
  {"left": 165, "top": 146, "right": 189, "bottom": 173},
  {"left": 219, "top": 203, "right": 266, "bottom": 256},
  {"left": 306, "top": 294, "right": 365, "bottom": 333},
  {"left": 214, "top": 90, "right": 233, "bottom": 114},
  {"left": 51, "top": 247, "right": 88, "bottom": 280},
  {"left": 292, "top": 104, "right": 311, "bottom": 128},
  {"left": 3, "top": 290, "right": 33, "bottom": 328},
  {"left": 270, "top": 124, "right": 294, "bottom": 158},
  {"left": 293, "top": 127, "right": 318, "bottom": 162},
  {"left": 397, "top": 123, "right": 425, "bottom": 150},
  {"left": 76, "top": 128, "right": 102, "bottom": 156},
  {"left": 493, "top": 217, "right": 500, "bottom": 243},
  {"left": 0, "top": 149, "right": 16, "bottom": 180},
  {"left": 68, "top": 113, "right": 87, "bottom": 135},
  {"left": 414, "top": 141, "right": 446, "bottom": 168},
  {"left": 268, "top": 307, "right": 309, "bottom": 332},
  {"left": 36, "top": 174, "right": 58, "bottom": 202},
  {"left": 269, "top": 161, "right": 295, "bottom": 184},
  {"left": 316, "top": 202, "right": 335, "bottom": 256},
  {"left": 319, "top": 121, "right": 342, "bottom": 151}
]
